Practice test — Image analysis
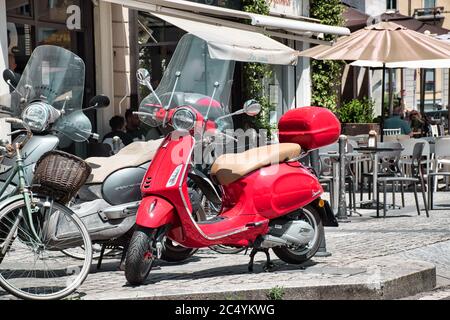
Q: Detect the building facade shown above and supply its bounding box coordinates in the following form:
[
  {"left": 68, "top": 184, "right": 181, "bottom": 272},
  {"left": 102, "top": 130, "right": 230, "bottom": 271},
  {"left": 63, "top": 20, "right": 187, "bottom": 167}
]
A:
[
  {"left": 342, "top": 0, "right": 450, "bottom": 116},
  {"left": 397, "top": 0, "right": 450, "bottom": 112},
  {"left": 0, "top": 0, "right": 314, "bottom": 156}
]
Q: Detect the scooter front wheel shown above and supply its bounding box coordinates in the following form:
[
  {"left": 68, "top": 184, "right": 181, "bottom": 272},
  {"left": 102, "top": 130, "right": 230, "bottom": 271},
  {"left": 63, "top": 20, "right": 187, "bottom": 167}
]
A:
[{"left": 125, "top": 227, "right": 156, "bottom": 286}]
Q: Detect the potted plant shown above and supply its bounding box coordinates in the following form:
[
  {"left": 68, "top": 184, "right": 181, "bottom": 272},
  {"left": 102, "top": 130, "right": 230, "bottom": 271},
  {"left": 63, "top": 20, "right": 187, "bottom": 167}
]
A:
[{"left": 337, "top": 98, "right": 379, "bottom": 136}]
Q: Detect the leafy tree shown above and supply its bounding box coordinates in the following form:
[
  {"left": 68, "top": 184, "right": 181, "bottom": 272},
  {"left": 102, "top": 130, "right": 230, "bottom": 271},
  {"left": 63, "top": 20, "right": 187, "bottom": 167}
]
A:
[
  {"left": 242, "top": 0, "right": 275, "bottom": 138},
  {"left": 310, "top": 0, "right": 345, "bottom": 112},
  {"left": 336, "top": 98, "right": 375, "bottom": 123}
]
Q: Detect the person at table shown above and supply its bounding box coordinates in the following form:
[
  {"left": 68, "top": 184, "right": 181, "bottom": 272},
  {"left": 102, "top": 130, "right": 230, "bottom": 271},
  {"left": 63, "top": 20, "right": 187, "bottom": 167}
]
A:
[
  {"left": 384, "top": 106, "right": 413, "bottom": 137},
  {"left": 409, "top": 110, "right": 426, "bottom": 137}
]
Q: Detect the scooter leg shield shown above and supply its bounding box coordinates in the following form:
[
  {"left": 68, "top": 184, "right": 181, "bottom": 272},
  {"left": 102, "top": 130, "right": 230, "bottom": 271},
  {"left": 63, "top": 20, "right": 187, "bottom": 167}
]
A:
[{"left": 136, "top": 196, "right": 177, "bottom": 229}]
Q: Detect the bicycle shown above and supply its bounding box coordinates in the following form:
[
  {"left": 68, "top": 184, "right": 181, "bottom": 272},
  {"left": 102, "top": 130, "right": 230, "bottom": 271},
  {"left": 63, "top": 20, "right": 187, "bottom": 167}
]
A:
[{"left": 0, "top": 118, "right": 92, "bottom": 300}]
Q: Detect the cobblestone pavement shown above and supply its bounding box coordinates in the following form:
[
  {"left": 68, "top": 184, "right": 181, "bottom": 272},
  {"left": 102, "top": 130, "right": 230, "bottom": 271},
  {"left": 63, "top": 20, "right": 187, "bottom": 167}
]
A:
[{"left": 0, "top": 192, "right": 449, "bottom": 300}]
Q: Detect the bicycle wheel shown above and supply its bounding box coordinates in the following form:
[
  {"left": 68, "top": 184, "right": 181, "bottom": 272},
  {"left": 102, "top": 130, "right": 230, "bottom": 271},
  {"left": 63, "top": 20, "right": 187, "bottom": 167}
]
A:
[{"left": 0, "top": 197, "right": 92, "bottom": 300}]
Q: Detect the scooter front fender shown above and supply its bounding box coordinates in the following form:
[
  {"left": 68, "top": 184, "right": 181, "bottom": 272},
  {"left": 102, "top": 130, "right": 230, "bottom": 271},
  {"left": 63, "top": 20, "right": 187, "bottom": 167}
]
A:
[{"left": 136, "top": 196, "right": 177, "bottom": 229}]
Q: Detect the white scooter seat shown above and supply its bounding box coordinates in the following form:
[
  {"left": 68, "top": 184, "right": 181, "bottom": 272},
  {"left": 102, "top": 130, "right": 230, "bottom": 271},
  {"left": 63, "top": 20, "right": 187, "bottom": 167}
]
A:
[{"left": 86, "top": 139, "right": 163, "bottom": 184}]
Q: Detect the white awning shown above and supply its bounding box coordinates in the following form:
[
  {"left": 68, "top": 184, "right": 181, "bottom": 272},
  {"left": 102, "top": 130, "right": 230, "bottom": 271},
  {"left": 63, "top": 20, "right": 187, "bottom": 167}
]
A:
[
  {"left": 151, "top": 12, "right": 299, "bottom": 65},
  {"left": 101, "top": 0, "right": 350, "bottom": 44},
  {"left": 250, "top": 14, "right": 350, "bottom": 36}
]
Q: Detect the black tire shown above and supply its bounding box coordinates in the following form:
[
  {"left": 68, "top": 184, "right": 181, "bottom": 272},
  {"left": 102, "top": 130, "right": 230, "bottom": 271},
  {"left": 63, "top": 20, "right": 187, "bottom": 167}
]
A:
[
  {"left": 161, "top": 238, "right": 197, "bottom": 262},
  {"left": 272, "top": 205, "right": 323, "bottom": 265},
  {"left": 209, "top": 245, "right": 245, "bottom": 255},
  {"left": 125, "top": 227, "right": 155, "bottom": 286}
]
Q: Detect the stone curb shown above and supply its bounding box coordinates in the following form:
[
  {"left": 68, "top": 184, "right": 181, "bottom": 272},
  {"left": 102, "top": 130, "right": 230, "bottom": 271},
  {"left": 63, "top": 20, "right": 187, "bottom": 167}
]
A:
[{"left": 89, "top": 257, "right": 436, "bottom": 301}]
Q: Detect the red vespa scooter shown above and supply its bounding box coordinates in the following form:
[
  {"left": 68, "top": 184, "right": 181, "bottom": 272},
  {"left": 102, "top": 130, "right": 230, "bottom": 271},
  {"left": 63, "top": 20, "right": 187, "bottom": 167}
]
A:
[{"left": 125, "top": 77, "right": 341, "bottom": 286}]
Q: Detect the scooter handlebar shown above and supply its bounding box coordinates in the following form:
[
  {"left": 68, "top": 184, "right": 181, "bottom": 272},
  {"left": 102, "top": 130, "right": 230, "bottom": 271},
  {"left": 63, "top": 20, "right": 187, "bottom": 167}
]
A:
[{"left": 4, "top": 118, "right": 24, "bottom": 126}]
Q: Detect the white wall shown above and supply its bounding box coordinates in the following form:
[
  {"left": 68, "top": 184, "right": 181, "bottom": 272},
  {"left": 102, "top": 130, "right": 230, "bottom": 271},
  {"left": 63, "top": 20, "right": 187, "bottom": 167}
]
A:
[
  {"left": 269, "top": 0, "right": 311, "bottom": 111},
  {"left": 343, "top": 0, "right": 387, "bottom": 17},
  {"left": 365, "top": 0, "right": 387, "bottom": 17},
  {"left": 297, "top": 0, "right": 311, "bottom": 108},
  {"left": 94, "top": 1, "right": 115, "bottom": 137},
  {"left": 0, "top": 0, "right": 11, "bottom": 138}
]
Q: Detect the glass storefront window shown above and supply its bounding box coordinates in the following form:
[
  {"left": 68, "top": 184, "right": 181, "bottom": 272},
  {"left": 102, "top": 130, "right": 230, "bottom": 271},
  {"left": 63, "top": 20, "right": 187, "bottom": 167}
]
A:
[
  {"left": 37, "top": 0, "right": 81, "bottom": 24},
  {"left": 6, "top": 0, "right": 33, "bottom": 17},
  {"left": 37, "top": 27, "right": 72, "bottom": 49}
]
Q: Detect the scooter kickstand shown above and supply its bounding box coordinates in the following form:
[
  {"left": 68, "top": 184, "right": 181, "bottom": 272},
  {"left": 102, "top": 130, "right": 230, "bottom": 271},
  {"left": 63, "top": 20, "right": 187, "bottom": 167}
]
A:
[
  {"left": 248, "top": 249, "right": 257, "bottom": 272},
  {"left": 248, "top": 248, "right": 275, "bottom": 273},
  {"left": 262, "top": 249, "right": 275, "bottom": 272}
]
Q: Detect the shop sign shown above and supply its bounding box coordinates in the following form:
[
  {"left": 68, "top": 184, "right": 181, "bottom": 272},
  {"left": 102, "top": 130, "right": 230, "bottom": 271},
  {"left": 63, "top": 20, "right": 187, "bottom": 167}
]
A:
[
  {"left": 67, "top": 5, "right": 81, "bottom": 31},
  {"left": 268, "top": 0, "right": 304, "bottom": 17}
]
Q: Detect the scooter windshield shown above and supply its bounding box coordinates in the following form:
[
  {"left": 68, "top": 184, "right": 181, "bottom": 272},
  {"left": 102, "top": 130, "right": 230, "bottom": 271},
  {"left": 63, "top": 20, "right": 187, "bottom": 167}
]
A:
[
  {"left": 139, "top": 34, "right": 234, "bottom": 132},
  {"left": 11, "top": 45, "right": 92, "bottom": 142}
]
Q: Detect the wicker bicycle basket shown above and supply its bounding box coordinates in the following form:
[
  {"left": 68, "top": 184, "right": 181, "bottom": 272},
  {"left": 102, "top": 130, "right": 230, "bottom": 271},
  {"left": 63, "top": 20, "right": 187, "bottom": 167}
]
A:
[{"left": 32, "top": 151, "right": 92, "bottom": 204}]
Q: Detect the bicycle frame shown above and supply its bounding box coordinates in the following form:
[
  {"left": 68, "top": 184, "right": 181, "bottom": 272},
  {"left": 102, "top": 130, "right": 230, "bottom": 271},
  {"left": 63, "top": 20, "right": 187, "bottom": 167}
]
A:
[
  {"left": 0, "top": 163, "right": 21, "bottom": 202},
  {"left": 0, "top": 145, "right": 41, "bottom": 257}
]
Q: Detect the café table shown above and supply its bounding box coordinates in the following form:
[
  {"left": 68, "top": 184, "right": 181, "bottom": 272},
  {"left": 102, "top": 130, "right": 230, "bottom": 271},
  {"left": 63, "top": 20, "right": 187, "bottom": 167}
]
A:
[
  {"left": 319, "top": 151, "right": 361, "bottom": 216},
  {"left": 354, "top": 146, "right": 404, "bottom": 210}
]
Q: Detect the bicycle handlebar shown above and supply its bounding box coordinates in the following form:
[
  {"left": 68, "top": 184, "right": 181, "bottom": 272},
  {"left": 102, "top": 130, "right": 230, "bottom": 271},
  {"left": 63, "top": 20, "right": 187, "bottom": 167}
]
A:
[{"left": 3, "top": 118, "right": 33, "bottom": 154}]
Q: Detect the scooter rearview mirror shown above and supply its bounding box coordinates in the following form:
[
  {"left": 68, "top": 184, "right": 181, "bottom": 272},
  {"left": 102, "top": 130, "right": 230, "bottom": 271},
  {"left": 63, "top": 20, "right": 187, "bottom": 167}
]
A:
[
  {"left": 3, "top": 69, "right": 18, "bottom": 89},
  {"left": 243, "top": 100, "right": 262, "bottom": 117},
  {"left": 88, "top": 95, "right": 110, "bottom": 109},
  {"left": 137, "top": 68, "right": 151, "bottom": 87}
]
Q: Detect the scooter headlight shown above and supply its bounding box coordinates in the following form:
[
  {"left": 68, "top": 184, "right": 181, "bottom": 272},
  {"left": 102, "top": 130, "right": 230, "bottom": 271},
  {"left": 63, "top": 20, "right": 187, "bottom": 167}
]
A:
[
  {"left": 172, "top": 108, "right": 196, "bottom": 132},
  {"left": 22, "top": 102, "right": 59, "bottom": 133}
]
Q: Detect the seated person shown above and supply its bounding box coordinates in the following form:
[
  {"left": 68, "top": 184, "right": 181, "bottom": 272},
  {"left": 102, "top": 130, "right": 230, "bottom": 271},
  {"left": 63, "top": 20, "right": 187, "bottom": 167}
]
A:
[
  {"left": 125, "top": 109, "right": 147, "bottom": 142},
  {"left": 409, "top": 110, "right": 427, "bottom": 137},
  {"left": 384, "top": 107, "right": 413, "bottom": 137},
  {"left": 103, "top": 116, "right": 134, "bottom": 147}
]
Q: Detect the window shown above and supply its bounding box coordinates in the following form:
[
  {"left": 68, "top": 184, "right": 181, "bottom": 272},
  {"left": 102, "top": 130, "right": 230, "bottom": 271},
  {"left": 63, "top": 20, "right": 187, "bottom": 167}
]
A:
[
  {"left": 36, "top": 0, "right": 81, "bottom": 24},
  {"left": 6, "top": 0, "right": 33, "bottom": 17},
  {"left": 387, "top": 0, "right": 397, "bottom": 10},
  {"left": 424, "top": 69, "right": 435, "bottom": 92},
  {"left": 424, "top": 0, "right": 436, "bottom": 8},
  {"left": 7, "top": 0, "right": 96, "bottom": 155}
]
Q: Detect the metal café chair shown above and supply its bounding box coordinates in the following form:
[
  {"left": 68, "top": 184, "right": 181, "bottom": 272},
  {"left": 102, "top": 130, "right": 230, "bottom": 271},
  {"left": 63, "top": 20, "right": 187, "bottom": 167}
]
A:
[
  {"left": 428, "top": 138, "right": 450, "bottom": 209},
  {"left": 399, "top": 139, "right": 431, "bottom": 179},
  {"left": 377, "top": 142, "right": 429, "bottom": 218},
  {"left": 360, "top": 142, "right": 405, "bottom": 206}
]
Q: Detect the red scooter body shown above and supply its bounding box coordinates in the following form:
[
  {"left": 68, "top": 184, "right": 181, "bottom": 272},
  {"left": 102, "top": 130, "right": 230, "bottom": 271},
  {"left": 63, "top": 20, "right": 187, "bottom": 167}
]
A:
[{"left": 135, "top": 107, "right": 334, "bottom": 249}]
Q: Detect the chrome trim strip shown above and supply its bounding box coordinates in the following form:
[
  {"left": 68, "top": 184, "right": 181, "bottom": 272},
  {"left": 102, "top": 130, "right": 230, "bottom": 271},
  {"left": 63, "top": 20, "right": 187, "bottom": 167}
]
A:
[{"left": 178, "top": 135, "right": 250, "bottom": 241}]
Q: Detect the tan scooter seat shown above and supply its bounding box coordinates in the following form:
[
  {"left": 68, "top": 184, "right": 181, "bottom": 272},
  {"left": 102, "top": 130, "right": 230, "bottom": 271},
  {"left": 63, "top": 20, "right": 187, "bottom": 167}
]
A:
[
  {"left": 86, "top": 139, "right": 163, "bottom": 184},
  {"left": 211, "top": 143, "right": 301, "bottom": 186}
]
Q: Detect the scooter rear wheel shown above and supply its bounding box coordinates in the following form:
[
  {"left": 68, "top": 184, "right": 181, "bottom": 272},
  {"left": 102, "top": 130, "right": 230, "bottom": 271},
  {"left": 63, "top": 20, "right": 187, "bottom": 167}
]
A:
[
  {"left": 272, "top": 205, "right": 323, "bottom": 264},
  {"left": 125, "top": 227, "right": 155, "bottom": 286}
]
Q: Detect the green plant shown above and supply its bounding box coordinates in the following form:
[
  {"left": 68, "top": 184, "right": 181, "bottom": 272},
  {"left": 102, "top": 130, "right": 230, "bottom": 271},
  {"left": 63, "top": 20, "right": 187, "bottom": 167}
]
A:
[
  {"left": 336, "top": 98, "right": 375, "bottom": 123},
  {"left": 267, "top": 286, "right": 285, "bottom": 300},
  {"left": 242, "top": 0, "right": 275, "bottom": 138},
  {"left": 310, "top": 0, "right": 345, "bottom": 112}
]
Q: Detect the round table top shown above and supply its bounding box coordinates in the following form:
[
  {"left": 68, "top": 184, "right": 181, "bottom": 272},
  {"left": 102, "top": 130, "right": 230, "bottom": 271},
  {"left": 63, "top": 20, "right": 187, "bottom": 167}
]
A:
[{"left": 354, "top": 146, "right": 404, "bottom": 152}]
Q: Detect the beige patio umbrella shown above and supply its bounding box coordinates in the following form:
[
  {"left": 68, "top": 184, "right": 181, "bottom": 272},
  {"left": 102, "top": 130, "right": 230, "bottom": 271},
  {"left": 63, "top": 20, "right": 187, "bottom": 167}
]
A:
[
  {"left": 300, "top": 21, "right": 450, "bottom": 63},
  {"left": 299, "top": 21, "right": 450, "bottom": 137}
]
